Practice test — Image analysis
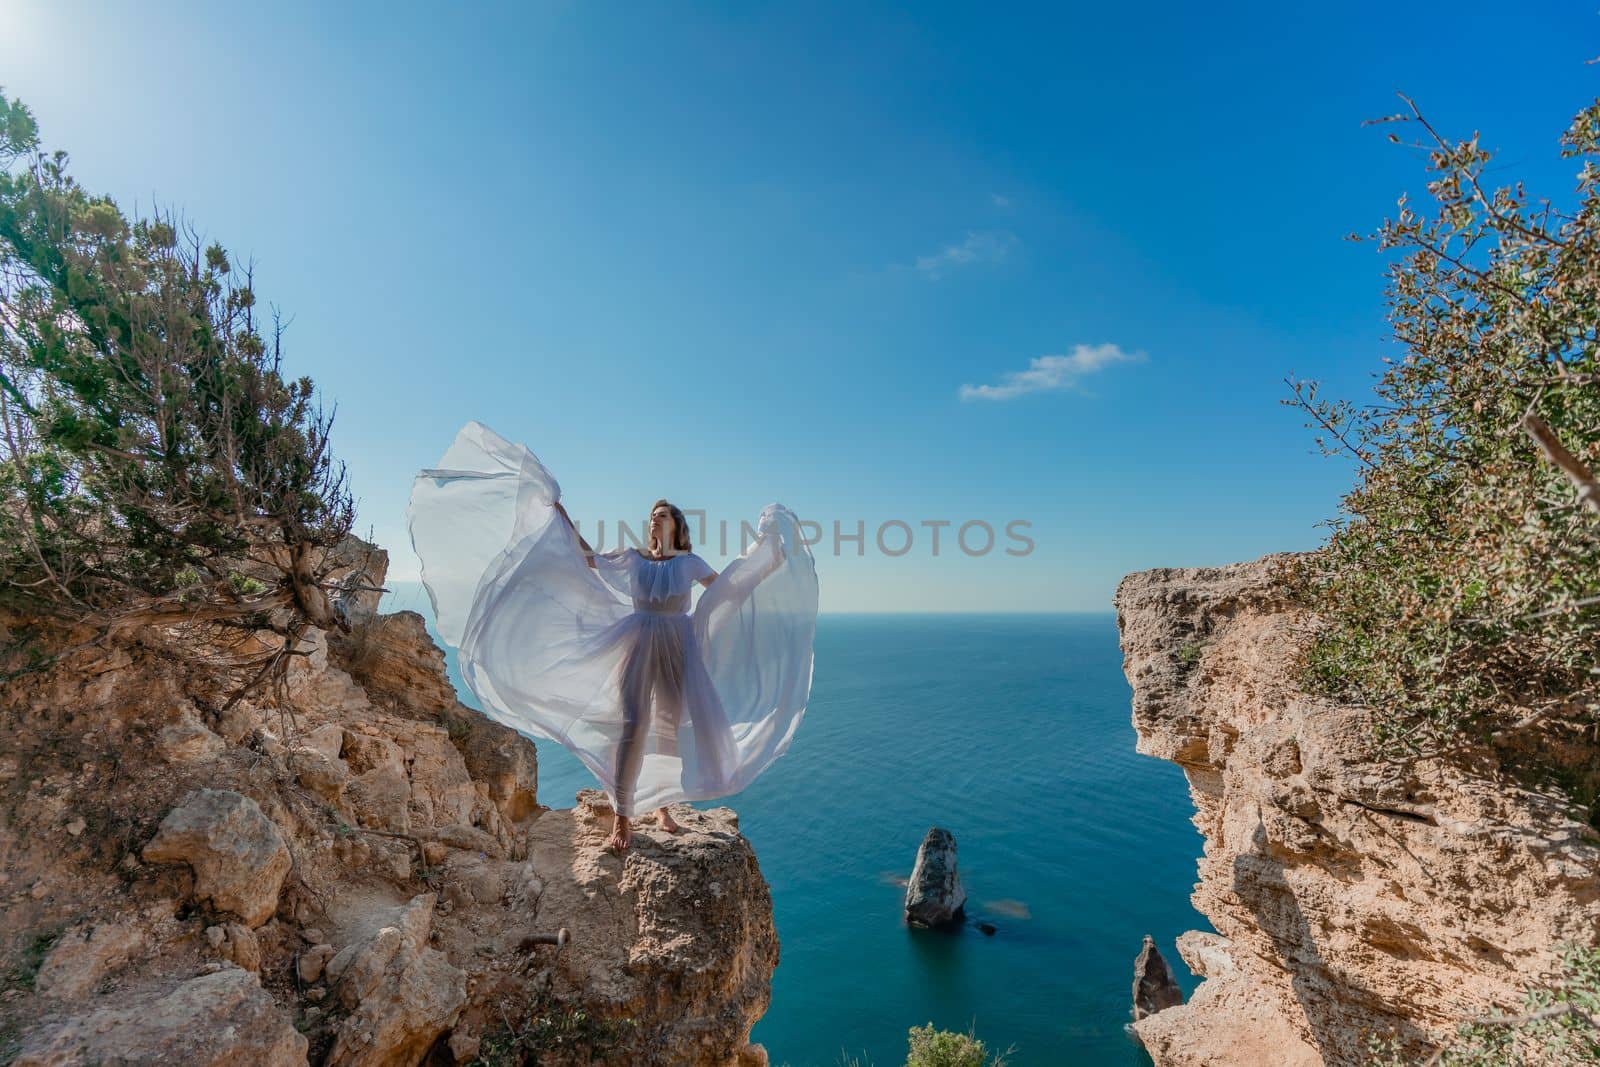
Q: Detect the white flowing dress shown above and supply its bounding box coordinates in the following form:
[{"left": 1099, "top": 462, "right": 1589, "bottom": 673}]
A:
[{"left": 406, "top": 421, "right": 819, "bottom": 816}]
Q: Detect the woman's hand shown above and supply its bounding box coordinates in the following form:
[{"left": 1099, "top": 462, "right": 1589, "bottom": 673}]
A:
[{"left": 553, "top": 501, "right": 598, "bottom": 568}]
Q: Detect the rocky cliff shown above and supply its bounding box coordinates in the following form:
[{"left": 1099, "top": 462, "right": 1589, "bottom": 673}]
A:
[
  {"left": 0, "top": 542, "right": 776, "bottom": 1066},
  {"left": 1115, "top": 554, "right": 1600, "bottom": 1067}
]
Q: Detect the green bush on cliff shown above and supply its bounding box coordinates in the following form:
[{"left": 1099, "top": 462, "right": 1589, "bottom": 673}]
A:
[
  {"left": 1279, "top": 93, "right": 1600, "bottom": 809},
  {"left": 904, "top": 1022, "right": 1012, "bottom": 1067},
  {"left": 0, "top": 89, "right": 359, "bottom": 706},
  {"left": 473, "top": 1005, "right": 636, "bottom": 1065},
  {"left": 823, "top": 1022, "right": 1014, "bottom": 1067}
]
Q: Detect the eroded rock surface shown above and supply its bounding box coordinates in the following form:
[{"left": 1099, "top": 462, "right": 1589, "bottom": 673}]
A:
[
  {"left": 1116, "top": 553, "right": 1600, "bottom": 1067},
  {"left": 14, "top": 966, "right": 307, "bottom": 1067},
  {"left": 1, "top": 536, "right": 777, "bottom": 1067},
  {"left": 904, "top": 826, "right": 966, "bottom": 929},
  {"left": 1132, "top": 935, "right": 1184, "bottom": 1021},
  {"left": 141, "top": 788, "right": 291, "bottom": 927}
]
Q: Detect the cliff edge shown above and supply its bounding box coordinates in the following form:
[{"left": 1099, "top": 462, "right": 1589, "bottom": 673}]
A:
[
  {"left": 1115, "top": 554, "right": 1600, "bottom": 1067},
  {"left": 0, "top": 541, "right": 776, "bottom": 1067}
]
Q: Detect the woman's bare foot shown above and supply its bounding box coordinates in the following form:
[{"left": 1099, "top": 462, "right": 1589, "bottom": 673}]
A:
[
  {"left": 655, "top": 806, "right": 681, "bottom": 833},
  {"left": 605, "top": 814, "right": 632, "bottom": 851}
]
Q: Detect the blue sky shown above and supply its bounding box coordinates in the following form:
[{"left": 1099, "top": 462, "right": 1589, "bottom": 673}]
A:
[{"left": 3, "top": 2, "right": 1596, "bottom": 611}]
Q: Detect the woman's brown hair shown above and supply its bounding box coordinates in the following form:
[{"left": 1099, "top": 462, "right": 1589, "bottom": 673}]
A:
[{"left": 648, "top": 499, "right": 692, "bottom": 555}]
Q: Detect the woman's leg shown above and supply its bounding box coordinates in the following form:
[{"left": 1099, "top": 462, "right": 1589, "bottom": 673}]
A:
[
  {"left": 680, "top": 630, "right": 737, "bottom": 795},
  {"left": 652, "top": 633, "right": 687, "bottom": 832},
  {"left": 652, "top": 659, "right": 684, "bottom": 831},
  {"left": 608, "top": 634, "right": 655, "bottom": 849}
]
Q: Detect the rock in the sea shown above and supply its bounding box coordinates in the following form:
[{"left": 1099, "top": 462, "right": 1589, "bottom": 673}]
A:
[
  {"left": 1132, "top": 935, "right": 1184, "bottom": 1020},
  {"left": 141, "top": 788, "right": 291, "bottom": 927},
  {"left": 14, "top": 966, "right": 306, "bottom": 1067},
  {"left": 903, "top": 826, "right": 966, "bottom": 929}
]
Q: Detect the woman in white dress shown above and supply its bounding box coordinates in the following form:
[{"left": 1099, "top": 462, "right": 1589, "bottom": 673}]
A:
[{"left": 407, "top": 421, "right": 819, "bottom": 852}]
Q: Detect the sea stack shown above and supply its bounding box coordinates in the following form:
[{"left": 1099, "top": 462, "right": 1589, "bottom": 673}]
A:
[
  {"left": 903, "top": 827, "right": 966, "bottom": 929},
  {"left": 1132, "top": 935, "right": 1185, "bottom": 1020}
]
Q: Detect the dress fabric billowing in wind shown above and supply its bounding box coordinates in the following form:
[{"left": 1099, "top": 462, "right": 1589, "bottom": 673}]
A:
[{"left": 407, "top": 421, "right": 818, "bottom": 816}]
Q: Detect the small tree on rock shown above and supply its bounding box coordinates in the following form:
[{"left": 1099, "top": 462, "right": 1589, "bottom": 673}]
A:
[{"left": 0, "top": 89, "right": 365, "bottom": 708}]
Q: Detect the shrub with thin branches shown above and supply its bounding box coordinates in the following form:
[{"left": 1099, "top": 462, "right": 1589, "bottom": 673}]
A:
[
  {"left": 1279, "top": 93, "right": 1600, "bottom": 818},
  {"left": 0, "top": 89, "right": 365, "bottom": 707},
  {"left": 1367, "top": 945, "right": 1600, "bottom": 1066}
]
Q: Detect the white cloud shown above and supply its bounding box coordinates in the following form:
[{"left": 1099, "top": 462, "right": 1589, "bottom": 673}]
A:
[
  {"left": 991, "top": 193, "right": 1011, "bottom": 209},
  {"left": 915, "top": 230, "right": 1017, "bottom": 279},
  {"left": 958, "top": 344, "right": 1146, "bottom": 401}
]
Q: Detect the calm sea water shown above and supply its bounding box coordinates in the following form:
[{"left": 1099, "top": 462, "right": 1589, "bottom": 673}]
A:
[{"left": 382, "top": 585, "right": 1207, "bottom": 1067}]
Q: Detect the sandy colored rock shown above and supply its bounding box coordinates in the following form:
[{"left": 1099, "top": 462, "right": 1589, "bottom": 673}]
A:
[
  {"left": 1116, "top": 554, "right": 1600, "bottom": 1067},
  {"left": 157, "top": 708, "right": 226, "bottom": 764},
  {"left": 220, "top": 922, "right": 261, "bottom": 972},
  {"left": 447, "top": 1030, "right": 480, "bottom": 1062},
  {"left": 14, "top": 966, "right": 306, "bottom": 1067},
  {"left": 441, "top": 702, "right": 541, "bottom": 823},
  {"left": 34, "top": 921, "right": 144, "bottom": 1000},
  {"left": 0, "top": 534, "right": 777, "bottom": 1067},
  {"left": 500, "top": 790, "right": 781, "bottom": 1064},
  {"left": 1175, "top": 930, "right": 1235, "bottom": 979},
  {"left": 298, "top": 942, "right": 335, "bottom": 983},
  {"left": 324, "top": 894, "right": 466, "bottom": 1067},
  {"left": 335, "top": 610, "right": 457, "bottom": 714},
  {"left": 141, "top": 788, "right": 291, "bottom": 927},
  {"left": 288, "top": 745, "right": 350, "bottom": 804},
  {"left": 298, "top": 722, "right": 347, "bottom": 762},
  {"left": 326, "top": 539, "right": 390, "bottom": 625}
]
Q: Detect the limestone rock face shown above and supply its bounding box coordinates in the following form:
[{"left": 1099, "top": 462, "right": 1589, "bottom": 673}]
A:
[
  {"left": 156, "top": 708, "right": 226, "bottom": 764},
  {"left": 1, "top": 534, "right": 778, "bottom": 1067},
  {"left": 34, "top": 921, "right": 145, "bottom": 1000},
  {"left": 333, "top": 610, "right": 457, "bottom": 714},
  {"left": 141, "top": 789, "right": 292, "bottom": 927},
  {"left": 508, "top": 789, "right": 779, "bottom": 1066},
  {"left": 14, "top": 966, "right": 306, "bottom": 1067},
  {"left": 441, "top": 701, "right": 542, "bottom": 823},
  {"left": 1115, "top": 554, "right": 1600, "bottom": 1067},
  {"left": 903, "top": 826, "right": 966, "bottom": 929},
  {"left": 324, "top": 894, "right": 466, "bottom": 1067}
]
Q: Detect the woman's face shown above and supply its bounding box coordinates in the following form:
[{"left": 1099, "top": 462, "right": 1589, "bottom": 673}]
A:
[{"left": 649, "top": 505, "right": 676, "bottom": 549}]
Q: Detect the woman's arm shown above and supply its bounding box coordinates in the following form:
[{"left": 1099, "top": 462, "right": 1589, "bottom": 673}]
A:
[
  {"left": 553, "top": 501, "right": 597, "bottom": 568},
  {"left": 695, "top": 531, "right": 785, "bottom": 589}
]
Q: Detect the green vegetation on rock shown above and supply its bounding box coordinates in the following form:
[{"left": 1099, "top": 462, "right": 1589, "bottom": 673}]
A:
[
  {"left": 1280, "top": 93, "right": 1600, "bottom": 823},
  {"left": 0, "top": 89, "right": 361, "bottom": 707}
]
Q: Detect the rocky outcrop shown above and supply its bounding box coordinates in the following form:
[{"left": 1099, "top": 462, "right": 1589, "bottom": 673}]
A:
[
  {"left": 1132, "top": 935, "right": 1184, "bottom": 1020},
  {"left": 0, "top": 536, "right": 777, "bottom": 1067},
  {"left": 323, "top": 894, "right": 466, "bottom": 1067},
  {"left": 14, "top": 965, "right": 307, "bottom": 1067},
  {"left": 141, "top": 788, "right": 292, "bottom": 927},
  {"left": 514, "top": 789, "right": 779, "bottom": 1063},
  {"left": 904, "top": 826, "right": 966, "bottom": 929},
  {"left": 1115, "top": 554, "right": 1600, "bottom": 1066}
]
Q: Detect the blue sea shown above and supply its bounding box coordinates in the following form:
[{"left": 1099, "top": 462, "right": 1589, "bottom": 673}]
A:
[{"left": 383, "top": 586, "right": 1207, "bottom": 1067}]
